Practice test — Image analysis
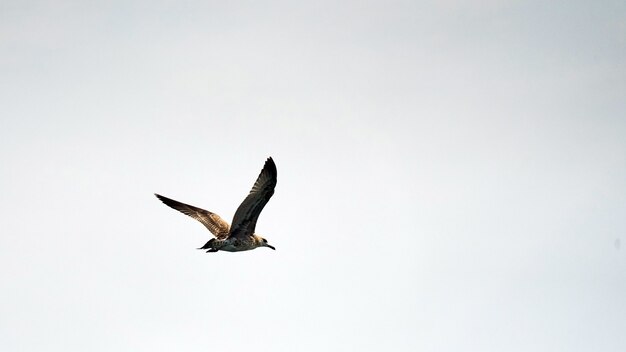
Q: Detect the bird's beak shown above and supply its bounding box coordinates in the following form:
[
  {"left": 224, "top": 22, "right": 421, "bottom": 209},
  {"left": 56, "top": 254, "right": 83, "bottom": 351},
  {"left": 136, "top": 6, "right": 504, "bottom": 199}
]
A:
[{"left": 267, "top": 244, "right": 276, "bottom": 250}]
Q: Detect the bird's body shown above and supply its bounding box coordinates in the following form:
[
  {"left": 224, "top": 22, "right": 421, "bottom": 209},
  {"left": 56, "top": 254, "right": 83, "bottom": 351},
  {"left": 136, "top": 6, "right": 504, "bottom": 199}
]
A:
[
  {"left": 155, "top": 157, "right": 277, "bottom": 253},
  {"left": 200, "top": 236, "right": 268, "bottom": 252}
]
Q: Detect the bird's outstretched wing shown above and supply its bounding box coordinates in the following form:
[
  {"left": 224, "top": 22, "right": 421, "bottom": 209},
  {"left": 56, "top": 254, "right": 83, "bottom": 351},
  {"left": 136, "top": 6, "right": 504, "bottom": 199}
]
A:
[
  {"left": 155, "top": 193, "right": 230, "bottom": 239},
  {"left": 228, "top": 157, "right": 277, "bottom": 239}
]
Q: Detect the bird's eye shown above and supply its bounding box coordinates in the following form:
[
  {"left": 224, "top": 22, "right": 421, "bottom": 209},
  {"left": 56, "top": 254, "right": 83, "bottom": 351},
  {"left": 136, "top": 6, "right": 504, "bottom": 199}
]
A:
[{"left": 263, "top": 238, "right": 267, "bottom": 243}]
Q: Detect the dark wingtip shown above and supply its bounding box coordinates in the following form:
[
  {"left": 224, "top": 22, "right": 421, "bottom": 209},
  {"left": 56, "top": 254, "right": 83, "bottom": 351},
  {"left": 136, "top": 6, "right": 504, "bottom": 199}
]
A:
[
  {"left": 154, "top": 193, "right": 181, "bottom": 210},
  {"left": 264, "top": 156, "right": 277, "bottom": 176}
]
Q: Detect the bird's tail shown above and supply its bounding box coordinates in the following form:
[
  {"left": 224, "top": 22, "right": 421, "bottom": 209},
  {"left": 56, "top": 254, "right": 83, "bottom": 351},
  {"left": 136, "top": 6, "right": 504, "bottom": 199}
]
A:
[{"left": 197, "top": 238, "right": 215, "bottom": 250}]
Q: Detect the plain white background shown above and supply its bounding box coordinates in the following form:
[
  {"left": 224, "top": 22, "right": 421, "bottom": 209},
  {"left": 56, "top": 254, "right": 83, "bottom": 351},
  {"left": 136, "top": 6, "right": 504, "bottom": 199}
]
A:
[{"left": 1, "top": 1, "right": 625, "bottom": 351}]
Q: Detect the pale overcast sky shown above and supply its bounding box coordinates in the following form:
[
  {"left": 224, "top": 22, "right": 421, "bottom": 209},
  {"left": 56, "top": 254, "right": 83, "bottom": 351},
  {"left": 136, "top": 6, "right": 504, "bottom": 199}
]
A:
[{"left": 1, "top": 1, "right": 625, "bottom": 351}]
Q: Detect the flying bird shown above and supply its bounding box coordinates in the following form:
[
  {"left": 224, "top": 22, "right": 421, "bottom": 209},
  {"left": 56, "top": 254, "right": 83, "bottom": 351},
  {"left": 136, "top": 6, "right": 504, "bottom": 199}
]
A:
[{"left": 155, "top": 157, "right": 277, "bottom": 252}]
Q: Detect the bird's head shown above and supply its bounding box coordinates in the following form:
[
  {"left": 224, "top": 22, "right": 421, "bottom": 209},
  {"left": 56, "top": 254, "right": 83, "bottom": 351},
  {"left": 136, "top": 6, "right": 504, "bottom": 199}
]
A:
[{"left": 260, "top": 237, "right": 275, "bottom": 250}]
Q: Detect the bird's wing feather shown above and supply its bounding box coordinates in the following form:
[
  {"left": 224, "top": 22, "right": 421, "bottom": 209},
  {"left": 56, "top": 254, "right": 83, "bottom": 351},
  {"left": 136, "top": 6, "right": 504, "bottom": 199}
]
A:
[
  {"left": 155, "top": 193, "right": 230, "bottom": 239},
  {"left": 228, "top": 157, "right": 277, "bottom": 239}
]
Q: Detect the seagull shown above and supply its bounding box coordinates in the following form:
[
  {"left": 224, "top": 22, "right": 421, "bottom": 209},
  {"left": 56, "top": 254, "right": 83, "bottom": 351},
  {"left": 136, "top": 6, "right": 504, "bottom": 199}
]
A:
[{"left": 155, "top": 157, "right": 277, "bottom": 253}]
